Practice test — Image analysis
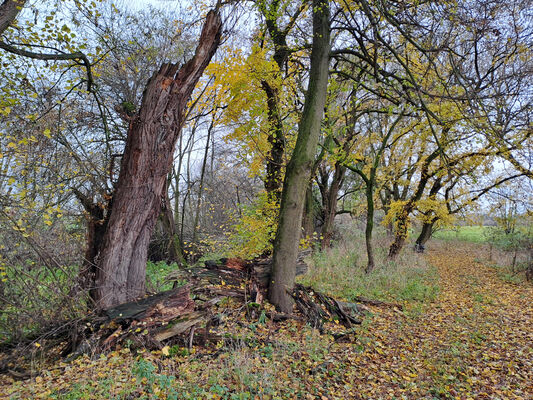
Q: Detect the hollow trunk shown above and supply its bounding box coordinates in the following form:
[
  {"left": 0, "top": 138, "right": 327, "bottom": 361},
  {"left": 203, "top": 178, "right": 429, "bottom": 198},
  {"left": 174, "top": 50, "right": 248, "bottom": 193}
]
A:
[
  {"left": 93, "top": 12, "right": 222, "bottom": 309},
  {"left": 72, "top": 189, "right": 110, "bottom": 304},
  {"left": 268, "top": 0, "right": 330, "bottom": 313}
]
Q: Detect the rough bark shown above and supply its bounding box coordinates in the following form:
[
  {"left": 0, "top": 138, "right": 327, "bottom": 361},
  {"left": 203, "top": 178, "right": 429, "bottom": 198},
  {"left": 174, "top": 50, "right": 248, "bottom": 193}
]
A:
[
  {"left": 94, "top": 11, "right": 222, "bottom": 309},
  {"left": 72, "top": 189, "right": 110, "bottom": 303},
  {"left": 0, "top": 0, "right": 27, "bottom": 36},
  {"left": 269, "top": 0, "right": 330, "bottom": 313}
]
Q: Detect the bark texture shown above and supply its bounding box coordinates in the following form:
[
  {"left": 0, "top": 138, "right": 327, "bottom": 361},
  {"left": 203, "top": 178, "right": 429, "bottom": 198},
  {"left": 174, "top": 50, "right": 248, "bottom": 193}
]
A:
[
  {"left": 94, "top": 11, "right": 222, "bottom": 309},
  {"left": 0, "top": 0, "right": 26, "bottom": 36},
  {"left": 269, "top": 0, "right": 330, "bottom": 313}
]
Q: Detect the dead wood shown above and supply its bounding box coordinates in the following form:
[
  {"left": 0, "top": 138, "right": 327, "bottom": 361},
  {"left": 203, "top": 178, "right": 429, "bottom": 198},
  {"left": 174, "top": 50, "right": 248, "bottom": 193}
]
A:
[
  {"left": 291, "top": 284, "right": 363, "bottom": 332},
  {"left": 36, "top": 252, "right": 394, "bottom": 362}
]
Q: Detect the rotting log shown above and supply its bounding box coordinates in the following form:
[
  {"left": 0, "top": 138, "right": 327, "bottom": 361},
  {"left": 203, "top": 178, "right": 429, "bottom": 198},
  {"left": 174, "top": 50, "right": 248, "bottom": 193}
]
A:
[{"left": 291, "top": 284, "right": 363, "bottom": 333}]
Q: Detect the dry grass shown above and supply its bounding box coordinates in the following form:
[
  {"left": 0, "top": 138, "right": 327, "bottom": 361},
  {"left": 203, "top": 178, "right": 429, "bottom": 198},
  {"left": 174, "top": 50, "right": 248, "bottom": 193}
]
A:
[{"left": 299, "top": 223, "right": 440, "bottom": 303}]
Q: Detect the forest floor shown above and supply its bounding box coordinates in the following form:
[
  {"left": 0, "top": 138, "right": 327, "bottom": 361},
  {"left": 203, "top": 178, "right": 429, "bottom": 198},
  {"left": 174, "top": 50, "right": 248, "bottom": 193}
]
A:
[{"left": 1, "top": 241, "right": 532, "bottom": 399}]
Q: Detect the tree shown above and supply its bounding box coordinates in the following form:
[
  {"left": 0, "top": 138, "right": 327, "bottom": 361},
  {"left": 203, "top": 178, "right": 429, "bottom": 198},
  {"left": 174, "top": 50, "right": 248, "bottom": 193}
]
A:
[
  {"left": 92, "top": 10, "right": 222, "bottom": 309},
  {"left": 269, "top": 0, "right": 330, "bottom": 312}
]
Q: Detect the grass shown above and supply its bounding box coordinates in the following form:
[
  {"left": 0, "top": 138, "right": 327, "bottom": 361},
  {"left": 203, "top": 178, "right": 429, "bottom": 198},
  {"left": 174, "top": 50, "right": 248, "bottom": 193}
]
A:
[
  {"left": 145, "top": 260, "right": 181, "bottom": 292},
  {"left": 432, "top": 225, "right": 489, "bottom": 243},
  {"left": 299, "top": 224, "right": 440, "bottom": 304},
  {"left": 6, "top": 224, "right": 532, "bottom": 399}
]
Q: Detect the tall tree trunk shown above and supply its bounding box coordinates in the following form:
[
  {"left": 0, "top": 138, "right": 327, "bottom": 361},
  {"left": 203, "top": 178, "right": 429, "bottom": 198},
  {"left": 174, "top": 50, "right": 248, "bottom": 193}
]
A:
[
  {"left": 262, "top": 80, "right": 285, "bottom": 203},
  {"left": 258, "top": 0, "right": 305, "bottom": 203},
  {"left": 302, "top": 182, "right": 315, "bottom": 238},
  {"left": 94, "top": 11, "right": 222, "bottom": 309},
  {"left": 191, "top": 118, "right": 214, "bottom": 246},
  {"left": 269, "top": 0, "right": 330, "bottom": 313}
]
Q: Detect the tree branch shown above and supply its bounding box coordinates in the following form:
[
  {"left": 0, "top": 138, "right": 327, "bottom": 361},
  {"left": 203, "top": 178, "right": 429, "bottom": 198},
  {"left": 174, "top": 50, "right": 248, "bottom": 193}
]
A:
[{"left": 0, "top": 41, "right": 94, "bottom": 91}]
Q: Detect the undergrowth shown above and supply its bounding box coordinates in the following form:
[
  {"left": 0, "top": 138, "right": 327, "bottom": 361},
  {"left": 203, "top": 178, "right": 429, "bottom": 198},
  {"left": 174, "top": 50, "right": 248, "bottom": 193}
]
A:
[{"left": 299, "top": 225, "right": 440, "bottom": 303}]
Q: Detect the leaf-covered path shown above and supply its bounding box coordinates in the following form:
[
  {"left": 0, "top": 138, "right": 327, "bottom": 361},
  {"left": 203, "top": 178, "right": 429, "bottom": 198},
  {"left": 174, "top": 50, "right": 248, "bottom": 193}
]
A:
[{"left": 340, "top": 244, "right": 533, "bottom": 399}]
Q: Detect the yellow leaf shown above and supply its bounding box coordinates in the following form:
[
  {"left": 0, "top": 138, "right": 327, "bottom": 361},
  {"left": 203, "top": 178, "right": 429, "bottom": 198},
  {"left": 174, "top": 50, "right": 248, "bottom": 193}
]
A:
[
  {"left": 161, "top": 346, "right": 170, "bottom": 356},
  {"left": 43, "top": 128, "right": 52, "bottom": 138}
]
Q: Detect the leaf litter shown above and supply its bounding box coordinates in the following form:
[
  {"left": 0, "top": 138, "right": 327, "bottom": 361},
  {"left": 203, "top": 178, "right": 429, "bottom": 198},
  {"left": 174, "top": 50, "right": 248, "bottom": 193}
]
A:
[{"left": 0, "top": 243, "right": 531, "bottom": 399}]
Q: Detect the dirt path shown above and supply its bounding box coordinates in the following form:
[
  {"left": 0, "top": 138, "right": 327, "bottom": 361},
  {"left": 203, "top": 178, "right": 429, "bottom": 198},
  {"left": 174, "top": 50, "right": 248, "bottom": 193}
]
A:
[{"left": 339, "top": 243, "right": 533, "bottom": 399}]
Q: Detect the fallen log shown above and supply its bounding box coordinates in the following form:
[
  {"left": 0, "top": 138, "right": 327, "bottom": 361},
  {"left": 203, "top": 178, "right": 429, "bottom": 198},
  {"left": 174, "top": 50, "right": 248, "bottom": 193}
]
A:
[{"left": 291, "top": 284, "right": 363, "bottom": 332}]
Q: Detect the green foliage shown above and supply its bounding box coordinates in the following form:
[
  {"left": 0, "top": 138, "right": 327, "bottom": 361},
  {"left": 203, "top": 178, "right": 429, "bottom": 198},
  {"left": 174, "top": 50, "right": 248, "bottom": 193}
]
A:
[{"left": 484, "top": 225, "right": 532, "bottom": 252}]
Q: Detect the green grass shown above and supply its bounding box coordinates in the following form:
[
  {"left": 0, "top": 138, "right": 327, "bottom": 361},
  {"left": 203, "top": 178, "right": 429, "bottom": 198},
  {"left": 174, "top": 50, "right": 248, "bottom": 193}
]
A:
[
  {"left": 432, "top": 226, "right": 489, "bottom": 243},
  {"left": 145, "top": 261, "right": 181, "bottom": 292}
]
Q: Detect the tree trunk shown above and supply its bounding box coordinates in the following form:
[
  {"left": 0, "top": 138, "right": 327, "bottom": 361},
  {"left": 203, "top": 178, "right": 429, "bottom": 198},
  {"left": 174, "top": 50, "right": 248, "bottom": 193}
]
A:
[
  {"left": 364, "top": 184, "right": 375, "bottom": 273},
  {"left": 72, "top": 188, "right": 110, "bottom": 304},
  {"left": 0, "top": 0, "right": 28, "bottom": 36},
  {"left": 262, "top": 80, "right": 285, "bottom": 203},
  {"left": 268, "top": 0, "right": 330, "bottom": 313},
  {"left": 161, "top": 183, "right": 185, "bottom": 265},
  {"left": 192, "top": 118, "right": 214, "bottom": 246},
  {"left": 302, "top": 182, "right": 316, "bottom": 238},
  {"left": 388, "top": 209, "right": 409, "bottom": 259},
  {"left": 321, "top": 163, "right": 345, "bottom": 248},
  {"left": 415, "top": 220, "right": 434, "bottom": 252},
  {"left": 94, "top": 11, "right": 222, "bottom": 309}
]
